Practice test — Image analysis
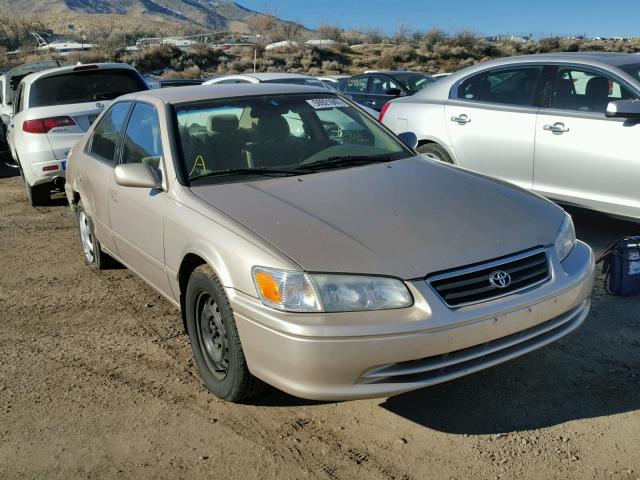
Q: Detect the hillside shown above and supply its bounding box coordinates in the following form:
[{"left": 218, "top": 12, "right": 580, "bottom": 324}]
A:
[{"left": 0, "top": 0, "right": 295, "bottom": 32}]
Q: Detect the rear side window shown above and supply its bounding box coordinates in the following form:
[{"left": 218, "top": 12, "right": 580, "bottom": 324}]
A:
[
  {"left": 29, "top": 69, "right": 147, "bottom": 108},
  {"left": 458, "top": 67, "right": 542, "bottom": 106},
  {"left": 89, "top": 102, "right": 131, "bottom": 164},
  {"left": 370, "top": 76, "right": 401, "bottom": 95},
  {"left": 341, "top": 77, "right": 369, "bottom": 94},
  {"left": 121, "top": 103, "right": 163, "bottom": 168}
]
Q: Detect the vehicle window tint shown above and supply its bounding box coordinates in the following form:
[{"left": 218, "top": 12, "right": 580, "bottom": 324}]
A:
[
  {"left": 121, "top": 103, "right": 163, "bottom": 168},
  {"left": 551, "top": 67, "right": 636, "bottom": 113},
  {"left": 14, "top": 84, "right": 24, "bottom": 114},
  {"left": 216, "top": 79, "right": 249, "bottom": 84},
  {"left": 370, "top": 76, "right": 401, "bottom": 95},
  {"left": 29, "top": 69, "right": 147, "bottom": 108},
  {"left": 458, "top": 67, "right": 542, "bottom": 106},
  {"left": 89, "top": 102, "right": 131, "bottom": 163},
  {"left": 342, "top": 77, "right": 369, "bottom": 94},
  {"left": 393, "top": 73, "right": 435, "bottom": 94}
]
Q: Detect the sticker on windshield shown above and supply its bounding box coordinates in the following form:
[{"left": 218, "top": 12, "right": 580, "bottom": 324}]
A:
[{"left": 306, "top": 98, "right": 349, "bottom": 109}]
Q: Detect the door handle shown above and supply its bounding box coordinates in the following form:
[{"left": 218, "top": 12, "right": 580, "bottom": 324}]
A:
[
  {"left": 543, "top": 122, "right": 569, "bottom": 134},
  {"left": 450, "top": 114, "right": 471, "bottom": 125}
]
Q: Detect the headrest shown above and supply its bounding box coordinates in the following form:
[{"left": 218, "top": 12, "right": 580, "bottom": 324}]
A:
[
  {"left": 207, "top": 114, "right": 239, "bottom": 134},
  {"left": 585, "top": 76, "right": 609, "bottom": 97},
  {"left": 256, "top": 115, "right": 290, "bottom": 142}
]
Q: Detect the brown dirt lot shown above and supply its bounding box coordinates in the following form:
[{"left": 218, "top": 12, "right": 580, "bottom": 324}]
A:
[{"left": 0, "top": 154, "right": 638, "bottom": 480}]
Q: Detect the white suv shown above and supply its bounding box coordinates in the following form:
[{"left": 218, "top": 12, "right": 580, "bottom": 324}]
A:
[{"left": 7, "top": 63, "right": 147, "bottom": 205}]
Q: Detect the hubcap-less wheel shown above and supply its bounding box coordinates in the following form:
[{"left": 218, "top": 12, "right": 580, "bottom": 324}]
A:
[
  {"left": 196, "top": 293, "right": 229, "bottom": 380},
  {"left": 78, "top": 211, "right": 95, "bottom": 264}
]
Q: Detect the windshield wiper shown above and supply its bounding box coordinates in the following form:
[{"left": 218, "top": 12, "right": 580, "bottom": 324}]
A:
[
  {"left": 190, "top": 167, "right": 309, "bottom": 182},
  {"left": 297, "top": 154, "right": 402, "bottom": 171}
]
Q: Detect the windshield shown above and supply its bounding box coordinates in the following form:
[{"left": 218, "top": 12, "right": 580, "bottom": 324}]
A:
[
  {"left": 618, "top": 63, "right": 640, "bottom": 82},
  {"left": 392, "top": 73, "right": 436, "bottom": 94},
  {"left": 29, "top": 69, "right": 148, "bottom": 108},
  {"left": 174, "top": 93, "right": 412, "bottom": 183}
]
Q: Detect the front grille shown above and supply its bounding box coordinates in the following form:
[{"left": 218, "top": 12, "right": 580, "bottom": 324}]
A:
[{"left": 428, "top": 249, "right": 550, "bottom": 307}]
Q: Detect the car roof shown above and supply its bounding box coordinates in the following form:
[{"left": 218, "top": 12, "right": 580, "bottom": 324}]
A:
[
  {"left": 360, "top": 71, "right": 433, "bottom": 76},
  {"left": 224, "top": 72, "right": 316, "bottom": 81},
  {"left": 124, "top": 83, "right": 331, "bottom": 105},
  {"left": 20, "top": 63, "right": 139, "bottom": 85}
]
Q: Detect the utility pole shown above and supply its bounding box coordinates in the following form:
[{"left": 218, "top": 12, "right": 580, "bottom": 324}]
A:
[{"left": 253, "top": 48, "right": 257, "bottom": 73}]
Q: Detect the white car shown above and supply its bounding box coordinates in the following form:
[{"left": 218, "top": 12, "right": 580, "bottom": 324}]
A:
[
  {"left": 380, "top": 52, "right": 640, "bottom": 221},
  {"left": 202, "top": 73, "right": 331, "bottom": 89},
  {"left": 7, "top": 63, "right": 147, "bottom": 205}
]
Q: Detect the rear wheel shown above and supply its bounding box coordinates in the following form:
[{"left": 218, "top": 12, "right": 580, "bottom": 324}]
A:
[
  {"left": 25, "top": 181, "right": 51, "bottom": 206},
  {"left": 186, "top": 265, "right": 267, "bottom": 402},
  {"left": 76, "top": 202, "right": 113, "bottom": 269},
  {"left": 416, "top": 143, "right": 453, "bottom": 164}
]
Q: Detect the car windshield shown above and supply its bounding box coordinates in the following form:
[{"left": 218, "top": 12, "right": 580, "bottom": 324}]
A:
[
  {"left": 392, "top": 73, "right": 436, "bottom": 94},
  {"left": 29, "top": 69, "right": 148, "bottom": 108},
  {"left": 174, "top": 93, "right": 412, "bottom": 183},
  {"left": 618, "top": 63, "right": 640, "bottom": 82}
]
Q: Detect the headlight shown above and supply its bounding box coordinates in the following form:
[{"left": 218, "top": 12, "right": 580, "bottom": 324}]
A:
[
  {"left": 252, "top": 267, "right": 413, "bottom": 312},
  {"left": 554, "top": 213, "right": 576, "bottom": 261}
]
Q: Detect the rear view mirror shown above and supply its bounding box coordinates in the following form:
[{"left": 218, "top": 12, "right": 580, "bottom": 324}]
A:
[
  {"left": 606, "top": 99, "right": 640, "bottom": 118},
  {"left": 386, "top": 88, "right": 402, "bottom": 97},
  {"left": 397, "top": 131, "right": 418, "bottom": 149},
  {"left": 114, "top": 163, "right": 161, "bottom": 189}
]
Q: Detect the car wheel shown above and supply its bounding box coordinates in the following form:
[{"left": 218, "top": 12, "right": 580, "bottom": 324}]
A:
[
  {"left": 186, "top": 265, "right": 267, "bottom": 402},
  {"left": 416, "top": 143, "right": 453, "bottom": 164},
  {"left": 76, "top": 202, "right": 112, "bottom": 269},
  {"left": 25, "top": 181, "right": 51, "bottom": 206}
]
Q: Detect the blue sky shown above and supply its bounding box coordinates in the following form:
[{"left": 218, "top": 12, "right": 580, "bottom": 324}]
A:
[{"left": 239, "top": 0, "right": 640, "bottom": 38}]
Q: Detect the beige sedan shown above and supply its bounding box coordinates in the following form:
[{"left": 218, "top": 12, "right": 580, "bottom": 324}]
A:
[{"left": 65, "top": 84, "right": 595, "bottom": 402}]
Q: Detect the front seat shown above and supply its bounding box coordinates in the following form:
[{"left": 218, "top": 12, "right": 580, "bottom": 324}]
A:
[
  {"left": 246, "top": 115, "right": 297, "bottom": 168},
  {"left": 585, "top": 76, "right": 610, "bottom": 113}
]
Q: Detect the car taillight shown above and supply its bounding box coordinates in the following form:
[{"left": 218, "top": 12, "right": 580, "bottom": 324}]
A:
[
  {"left": 23, "top": 116, "right": 76, "bottom": 134},
  {"left": 378, "top": 102, "right": 392, "bottom": 122}
]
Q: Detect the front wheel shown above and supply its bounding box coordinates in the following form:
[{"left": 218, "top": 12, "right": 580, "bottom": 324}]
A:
[
  {"left": 416, "top": 143, "right": 453, "bottom": 164},
  {"left": 185, "top": 265, "right": 266, "bottom": 402}
]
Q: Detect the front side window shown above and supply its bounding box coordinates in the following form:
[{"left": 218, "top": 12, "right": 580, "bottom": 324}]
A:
[
  {"left": 393, "top": 73, "right": 435, "bottom": 94},
  {"left": 341, "top": 77, "right": 369, "bottom": 94},
  {"left": 175, "top": 93, "right": 412, "bottom": 183},
  {"left": 121, "top": 103, "right": 163, "bottom": 169},
  {"left": 370, "top": 76, "right": 401, "bottom": 95},
  {"left": 89, "top": 101, "right": 131, "bottom": 163},
  {"left": 458, "top": 67, "right": 542, "bottom": 106},
  {"left": 551, "top": 67, "right": 636, "bottom": 113}
]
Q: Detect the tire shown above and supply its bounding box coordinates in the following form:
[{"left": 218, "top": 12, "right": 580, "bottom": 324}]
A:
[
  {"left": 76, "top": 202, "right": 113, "bottom": 270},
  {"left": 416, "top": 143, "right": 454, "bottom": 164},
  {"left": 185, "top": 265, "right": 267, "bottom": 402},
  {"left": 25, "top": 181, "right": 51, "bottom": 206}
]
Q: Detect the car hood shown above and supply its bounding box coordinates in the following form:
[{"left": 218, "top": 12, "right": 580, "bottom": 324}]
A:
[{"left": 190, "top": 157, "right": 564, "bottom": 279}]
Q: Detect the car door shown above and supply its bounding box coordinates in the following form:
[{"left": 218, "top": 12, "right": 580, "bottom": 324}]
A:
[
  {"left": 445, "top": 66, "right": 543, "bottom": 190},
  {"left": 108, "top": 101, "right": 172, "bottom": 297},
  {"left": 7, "top": 82, "right": 25, "bottom": 155},
  {"left": 339, "top": 76, "right": 371, "bottom": 108},
  {"left": 82, "top": 101, "right": 132, "bottom": 255},
  {"left": 367, "top": 75, "right": 403, "bottom": 111},
  {"left": 533, "top": 65, "right": 640, "bottom": 219}
]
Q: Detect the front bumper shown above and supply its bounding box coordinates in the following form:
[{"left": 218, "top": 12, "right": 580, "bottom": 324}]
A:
[{"left": 230, "top": 241, "right": 595, "bottom": 401}]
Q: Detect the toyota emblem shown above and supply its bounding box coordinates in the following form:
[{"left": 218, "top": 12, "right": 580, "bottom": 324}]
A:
[
  {"left": 95, "top": 102, "right": 105, "bottom": 109},
  {"left": 489, "top": 270, "right": 511, "bottom": 289}
]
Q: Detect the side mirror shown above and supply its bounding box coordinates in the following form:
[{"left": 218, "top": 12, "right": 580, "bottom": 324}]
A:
[
  {"left": 386, "top": 88, "right": 402, "bottom": 97},
  {"left": 114, "top": 163, "right": 161, "bottom": 189},
  {"left": 397, "top": 131, "right": 418, "bottom": 149},
  {"left": 605, "top": 99, "right": 640, "bottom": 118}
]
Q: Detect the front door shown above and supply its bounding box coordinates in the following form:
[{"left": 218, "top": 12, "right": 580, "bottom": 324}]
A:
[
  {"left": 108, "top": 102, "right": 172, "bottom": 297},
  {"left": 445, "top": 66, "right": 543, "bottom": 190},
  {"left": 534, "top": 66, "right": 640, "bottom": 219}
]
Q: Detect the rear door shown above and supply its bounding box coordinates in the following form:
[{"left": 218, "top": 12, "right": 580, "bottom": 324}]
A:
[
  {"left": 366, "top": 75, "right": 403, "bottom": 111},
  {"left": 81, "top": 101, "right": 132, "bottom": 254},
  {"left": 28, "top": 67, "right": 147, "bottom": 160},
  {"left": 445, "top": 65, "right": 543, "bottom": 189},
  {"left": 108, "top": 102, "right": 172, "bottom": 297},
  {"left": 339, "top": 76, "right": 371, "bottom": 109},
  {"left": 533, "top": 65, "right": 640, "bottom": 218}
]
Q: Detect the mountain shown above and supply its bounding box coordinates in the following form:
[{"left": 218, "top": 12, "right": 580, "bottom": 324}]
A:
[{"left": 0, "top": 0, "right": 298, "bottom": 32}]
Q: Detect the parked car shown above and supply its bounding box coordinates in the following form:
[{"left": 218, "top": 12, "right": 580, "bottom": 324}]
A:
[
  {"left": 202, "top": 73, "right": 331, "bottom": 90},
  {"left": 7, "top": 63, "right": 148, "bottom": 205},
  {"left": 337, "top": 71, "right": 436, "bottom": 111},
  {"left": 380, "top": 53, "right": 640, "bottom": 221},
  {"left": 317, "top": 75, "right": 349, "bottom": 84},
  {"left": 65, "top": 83, "right": 594, "bottom": 402},
  {"left": 1, "top": 60, "right": 69, "bottom": 146},
  {"left": 158, "top": 79, "right": 204, "bottom": 88}
]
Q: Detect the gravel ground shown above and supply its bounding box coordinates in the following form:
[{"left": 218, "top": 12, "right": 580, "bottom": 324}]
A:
[{"left": 0, "top": 153, "right": 639, "bottom": 480}]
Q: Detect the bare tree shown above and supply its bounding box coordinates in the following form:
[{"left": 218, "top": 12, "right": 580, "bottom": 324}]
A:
[
  {"left": 281, "top": 21, "right": 302, "bottom": 43},
  {"left": 393, "top": 22, "right": 410, "bottom": 44},
  {"left": 317, "top": 23, "right": 343, "bottom": 42},
  {"left": 246, "top": 14, "right": 277, "bottom": 40}
]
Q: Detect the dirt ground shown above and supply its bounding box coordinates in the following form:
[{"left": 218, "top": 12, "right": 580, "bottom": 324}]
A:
[{"left": 0, "top": 152, "right": 638, "bottom": 480}]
